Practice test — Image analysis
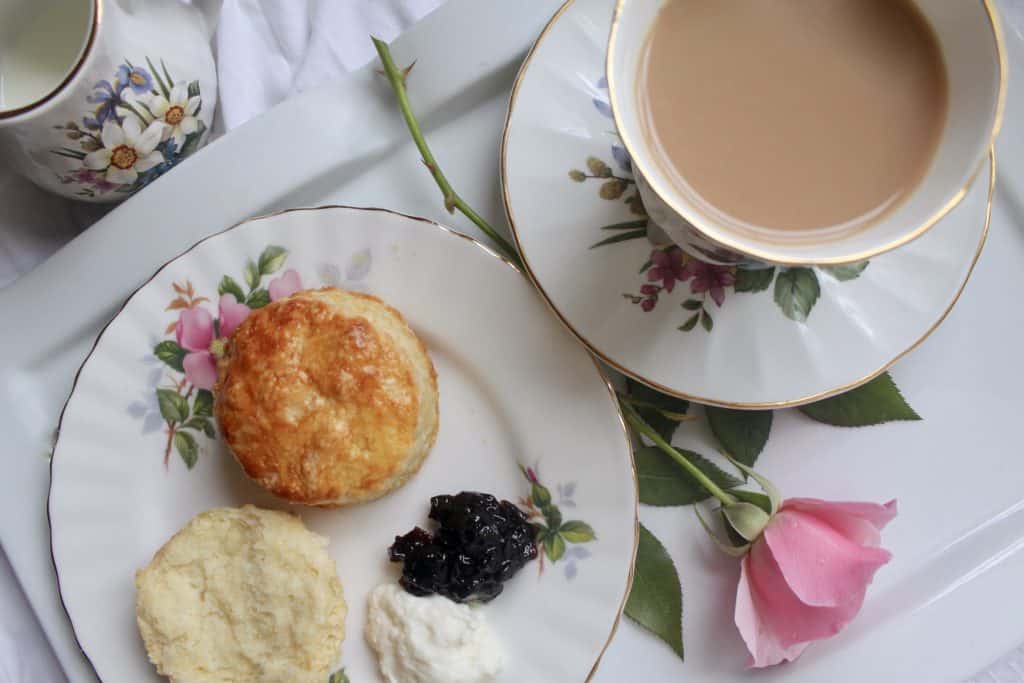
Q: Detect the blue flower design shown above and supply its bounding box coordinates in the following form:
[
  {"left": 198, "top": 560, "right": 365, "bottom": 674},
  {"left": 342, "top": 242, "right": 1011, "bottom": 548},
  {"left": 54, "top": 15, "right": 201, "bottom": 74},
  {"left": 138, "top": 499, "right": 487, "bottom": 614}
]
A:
[
  {"left": 557, "top": 481, "right": 578, "bottom": 508},
  {"left": 612, "top": 145, "right": 631, "bottom": 173},
  {"left": 563, "top": 545, "right": 592, "bottom": 580},
  {"left": 592, "top": 76, "right": 632, "bottom": 171},
  {"left": 136, "top": 137, "right": 181, "bottom": 190},
  {"left": 85, "top": 79, "right": 123, "bottom": 128},
  {"left": 117, "top": 64, "right": 154, "bottom": 94},
  {"left": 592, "top": 75, "right": 613, "bottom": 119}
]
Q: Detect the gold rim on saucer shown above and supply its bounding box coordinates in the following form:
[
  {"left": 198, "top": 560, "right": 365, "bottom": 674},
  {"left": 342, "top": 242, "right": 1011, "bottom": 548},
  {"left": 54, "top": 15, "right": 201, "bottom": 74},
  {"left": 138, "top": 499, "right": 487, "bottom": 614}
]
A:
[
  {"left": 47, "top": 204, "right": 638, "bottom": 683},
  {"left": 501, "top": 0, "right": 997, "bottom": 409},
  {"left": 603, "top": 0, "right": 1005, "bottom": 268}
]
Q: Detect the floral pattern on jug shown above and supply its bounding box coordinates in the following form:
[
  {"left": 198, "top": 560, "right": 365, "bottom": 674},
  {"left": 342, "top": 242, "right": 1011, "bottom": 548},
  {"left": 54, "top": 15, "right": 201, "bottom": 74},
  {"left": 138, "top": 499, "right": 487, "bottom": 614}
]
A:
[
  {"left": 0, "top": 0, "right": 216, "bottom": 202},
  {"left": 51, "top": 59, "right": 207, "bottom": 198}
]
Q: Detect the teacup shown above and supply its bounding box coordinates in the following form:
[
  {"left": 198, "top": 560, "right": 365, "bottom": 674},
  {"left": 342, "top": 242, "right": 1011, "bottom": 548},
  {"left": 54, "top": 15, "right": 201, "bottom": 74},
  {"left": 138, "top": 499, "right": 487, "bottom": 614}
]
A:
[
  {"left": 0, "top": 0, "right": 217, "bottom": 202},
  {"left": 606, "top": 0, "right": 1006, "bottom": 266}
]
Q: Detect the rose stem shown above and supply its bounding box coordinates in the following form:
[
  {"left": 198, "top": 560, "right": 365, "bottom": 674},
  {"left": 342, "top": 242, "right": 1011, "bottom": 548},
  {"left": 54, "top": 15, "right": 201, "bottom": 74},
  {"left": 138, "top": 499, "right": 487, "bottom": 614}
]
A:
[
  {"left": 621, "top": 401, "right": 737, "bottom": 505},
  {"left": 371, "top": 37, "right": 522, "bottom": 267}
]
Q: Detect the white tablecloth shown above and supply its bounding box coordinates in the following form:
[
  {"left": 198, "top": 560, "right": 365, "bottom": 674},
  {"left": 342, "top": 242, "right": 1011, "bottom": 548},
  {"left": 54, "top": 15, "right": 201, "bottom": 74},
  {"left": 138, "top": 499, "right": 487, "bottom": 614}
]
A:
[{"left": 0, "top": 1, "right": 441, "bottom": 680}]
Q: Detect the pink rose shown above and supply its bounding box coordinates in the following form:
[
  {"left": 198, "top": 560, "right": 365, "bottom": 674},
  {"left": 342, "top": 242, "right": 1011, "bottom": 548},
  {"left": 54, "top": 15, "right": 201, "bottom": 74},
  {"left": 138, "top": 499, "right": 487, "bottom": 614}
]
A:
[
  {"left": 735, "top": 497, "right": 897, "bottom": 667},
  {"left": 174, "top": 294, "right": 251, "bottom": 390}
]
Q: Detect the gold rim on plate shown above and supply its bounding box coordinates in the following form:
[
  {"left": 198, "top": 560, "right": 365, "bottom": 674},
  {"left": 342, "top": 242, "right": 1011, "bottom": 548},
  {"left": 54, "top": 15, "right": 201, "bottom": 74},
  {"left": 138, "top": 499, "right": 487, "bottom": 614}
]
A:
[
  {"left": 604, "top": 0, "right": 1006, "bottom": 267},
  {"left": 501, "top": 0, "right": 998, "bottom": 409},
  {"left": 47, "top": 204, "right": 638, "bottom": 683}
]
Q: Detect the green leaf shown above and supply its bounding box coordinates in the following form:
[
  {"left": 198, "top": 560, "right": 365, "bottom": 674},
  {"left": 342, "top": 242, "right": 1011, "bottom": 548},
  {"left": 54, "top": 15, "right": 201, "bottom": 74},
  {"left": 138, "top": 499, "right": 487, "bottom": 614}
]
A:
[
  {"left": 590, "top": 229, "right": 647, "bottom": 249},
  {"left": 174, "top": 430, "right": 198, "bottom": 469},
  {"left": 679, "top": 313, "right": 699, "bottom": 332},
  {"left": 544, "top": 532, "right": 566, "bottom": 562},
  {"left": 50, "top": 148, "right": 87, "bottom": 160},
  {"left": 217, "top": 275, "right": 246, "bottom": 303},
  {"left": 327, "top": 669, "right": 349, "bottom": 683},
  {"left": 600, "top": 219, "right": 649, "bottom": 231},
  {"left": 244, "top": 259, "right": 260, "bottom": 290},
  {"left": 153, "top": 340, "right": 186, "bottom": 372},
  {"left": 734, "top": 267, "right": 776, "bottom": 293},
  {"left": 773, "top": 267, "right": 820, "bottom": 322},
  {"left": 704, "top": 407, "right": 773, "bottom": 467},
  {"left": 800, "top": 372, "right": 921, "bottom": 426},
  {"left": 192, "top": 389, "right": 214, "bottom": 417},
  {"left": 160, "top": 59, "right": 174, "bottom": 96},
  {"left": 626, "top": 524, "right": 684, "bottom": 660},
  {"left": 245, "top": 288, "right": 271, "bottom": 309},
  {"left": 824, "top": 261, "right": 869, "bottom": 281},
  {"left": 543, "top": 505, "right": 562, "bottom": 530},
  {"left": 626, "top": 378, "right": 690, "bottom": 441},
  {"left": 179, "top": 120, "right": 207, "bottom": 157},
  {"left": 636, "top": 446, "right": 742, "bottom": 506},
  {"left": 156, "top": 388, "right": 189, "bottom": 423},
  {"left": 700, "top": 310, "right": 713, "bottom": 332},
  {"left": 681, "top": 299, "right": 702, "bottom": 311},
  {"left": 184, "top": 416, "right": 216, "bottom": 438},
  {"left": 258, "top": 245, "right": 288, "bottom": 275},
  {"left": 187, "top": 79, "right": 201, "bottom": 100},
  {"left": 531, "top": 482, "right": 552, "bottom": 508},
  {"left": 560, "top": 520, "right": 596, "bottom": 543},
  {"left": 146, "top": 56, "right": 171, "bottom": 98}
]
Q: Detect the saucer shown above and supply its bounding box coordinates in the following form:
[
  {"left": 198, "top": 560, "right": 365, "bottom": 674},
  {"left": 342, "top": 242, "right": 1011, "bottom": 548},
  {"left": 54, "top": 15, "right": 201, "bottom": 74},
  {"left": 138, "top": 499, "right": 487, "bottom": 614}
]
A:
[{"left": 501, "top": 0, "right": 995, "bottom": 408}]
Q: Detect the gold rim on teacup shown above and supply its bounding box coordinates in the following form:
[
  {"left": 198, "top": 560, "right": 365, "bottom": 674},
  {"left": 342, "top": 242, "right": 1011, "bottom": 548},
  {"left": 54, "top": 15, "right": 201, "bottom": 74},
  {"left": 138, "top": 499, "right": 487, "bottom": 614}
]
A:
[
  {"left": 606, "top": 0, "right": 1006, "bottom": 267},
  {"left": 0, "top": 0, "right": 100, "bottom": 121}
]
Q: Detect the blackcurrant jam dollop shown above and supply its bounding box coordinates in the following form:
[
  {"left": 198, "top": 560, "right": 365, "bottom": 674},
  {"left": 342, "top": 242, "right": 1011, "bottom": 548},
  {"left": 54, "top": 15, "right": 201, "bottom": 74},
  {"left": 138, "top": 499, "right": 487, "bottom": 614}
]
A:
[{"left": 388, "top": 491, "right": 538, "bottom": 603}]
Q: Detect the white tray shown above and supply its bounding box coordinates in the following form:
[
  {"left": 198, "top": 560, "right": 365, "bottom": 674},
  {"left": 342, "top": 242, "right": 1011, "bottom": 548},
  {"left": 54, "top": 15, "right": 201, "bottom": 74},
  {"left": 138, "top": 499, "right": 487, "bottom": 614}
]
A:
[{"left": 2, "top": 1, "right": 1024, "bottom": 681}]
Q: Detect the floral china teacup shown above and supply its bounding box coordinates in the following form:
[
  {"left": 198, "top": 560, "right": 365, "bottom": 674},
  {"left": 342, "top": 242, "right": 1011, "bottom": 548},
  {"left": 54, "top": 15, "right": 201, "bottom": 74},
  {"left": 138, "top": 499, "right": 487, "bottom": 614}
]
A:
[
  {"left": 606, "top": 0, "right": 1005, "bottom": 266},
  {"left": 0, "top": 0, "right": 217, "bottom": 202}
]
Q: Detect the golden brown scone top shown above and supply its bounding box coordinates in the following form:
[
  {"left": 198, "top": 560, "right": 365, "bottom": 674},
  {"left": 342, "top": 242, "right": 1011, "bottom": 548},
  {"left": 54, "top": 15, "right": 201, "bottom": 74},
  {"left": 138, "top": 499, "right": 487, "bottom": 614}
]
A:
[{"left": 215, "top": 287, "right": 438, "bottom": 506}]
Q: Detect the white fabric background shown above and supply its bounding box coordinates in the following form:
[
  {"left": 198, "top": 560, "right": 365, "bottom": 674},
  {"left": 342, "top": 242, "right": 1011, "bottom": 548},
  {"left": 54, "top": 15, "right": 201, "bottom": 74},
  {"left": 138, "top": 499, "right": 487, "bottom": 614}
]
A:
[{"left": 0, "top": 1, "right": 441, "bottom": 680}]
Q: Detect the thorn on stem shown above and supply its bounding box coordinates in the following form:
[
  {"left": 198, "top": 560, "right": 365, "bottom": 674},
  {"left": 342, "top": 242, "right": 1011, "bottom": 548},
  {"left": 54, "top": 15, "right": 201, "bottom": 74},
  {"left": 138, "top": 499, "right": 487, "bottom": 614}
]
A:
[{"left": 400, "top": 60, "right": 417, "bottom": 86}]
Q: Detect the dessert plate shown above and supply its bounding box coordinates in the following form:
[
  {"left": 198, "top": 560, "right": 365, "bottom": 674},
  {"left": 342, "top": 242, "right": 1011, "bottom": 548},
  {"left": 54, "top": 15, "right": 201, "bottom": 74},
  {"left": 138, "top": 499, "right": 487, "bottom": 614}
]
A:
[
  {"left": 47, "top": 206, "right": 637, "bottom": 682},
  {"left": 502, "top": 0, "right": 995, "bottom": 408}
]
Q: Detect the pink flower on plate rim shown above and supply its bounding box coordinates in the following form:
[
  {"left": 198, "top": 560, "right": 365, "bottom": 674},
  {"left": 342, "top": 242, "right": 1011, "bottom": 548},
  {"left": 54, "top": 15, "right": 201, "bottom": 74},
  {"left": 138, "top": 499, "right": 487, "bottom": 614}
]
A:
[
  {"left": 269, "top": 268, "right": 302, "bottom": 301},
  {"left": 680, "top": 259, "right": 736, "bottom": 307},
  {"left": 646, "top": 247, "right": 687, "bottom": 293},
  {"left": 175, "top": 294, "right": 252, "bottom": 390},
  {"left": 735, "top": 497, "right": 897, "bottom": 667},
  {"left": 173, "top": 270, "right": 304, "bottom": 390}
]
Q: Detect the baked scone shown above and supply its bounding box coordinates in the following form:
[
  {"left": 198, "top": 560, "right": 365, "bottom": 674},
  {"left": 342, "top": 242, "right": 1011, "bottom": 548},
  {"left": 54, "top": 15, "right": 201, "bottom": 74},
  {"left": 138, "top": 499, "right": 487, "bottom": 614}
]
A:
[
  {"left": 215, "top": 287, "right": 439, "bottom": 506},
  {"left": 135, "top": 505, "right": 346, "bottom": 683}
]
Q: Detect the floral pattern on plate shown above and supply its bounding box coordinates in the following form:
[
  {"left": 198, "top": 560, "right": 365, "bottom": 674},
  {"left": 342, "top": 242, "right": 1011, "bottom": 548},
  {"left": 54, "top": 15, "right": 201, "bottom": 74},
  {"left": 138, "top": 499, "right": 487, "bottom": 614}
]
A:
[
  {"left": 51, "top": 59, "right": 208, "bottom": 198},
  {"left": 573, "top": 77, "right": 868, "bottom": 331},
  {"left": 519, "top": 463, "right": 596, "bottom": 579},
  {"left": 144, "top": 245, "right": 305, "bottom": 469}
]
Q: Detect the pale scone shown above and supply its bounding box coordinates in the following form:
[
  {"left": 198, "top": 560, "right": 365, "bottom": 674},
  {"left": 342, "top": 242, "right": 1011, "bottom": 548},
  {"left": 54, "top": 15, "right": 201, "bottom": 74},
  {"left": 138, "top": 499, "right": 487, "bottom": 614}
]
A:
[
  {"left": 215, "top": 287, "right": 439, "bottom": 506},
  {"left": 135, "top": 505, "right": 346, "bottom": 683}
]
